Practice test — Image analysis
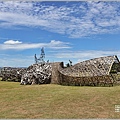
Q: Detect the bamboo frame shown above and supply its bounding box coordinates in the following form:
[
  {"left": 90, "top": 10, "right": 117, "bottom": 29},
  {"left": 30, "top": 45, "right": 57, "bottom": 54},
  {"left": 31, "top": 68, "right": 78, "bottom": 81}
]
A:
[{"left": 59, "top": 55, "right": 120, "bottom": 86}]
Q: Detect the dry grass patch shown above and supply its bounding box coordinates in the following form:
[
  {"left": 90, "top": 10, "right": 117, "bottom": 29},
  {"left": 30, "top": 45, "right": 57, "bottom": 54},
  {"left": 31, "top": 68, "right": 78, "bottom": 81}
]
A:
[{"left": 0, "top": 81, "right": 120, "bottom": 118}]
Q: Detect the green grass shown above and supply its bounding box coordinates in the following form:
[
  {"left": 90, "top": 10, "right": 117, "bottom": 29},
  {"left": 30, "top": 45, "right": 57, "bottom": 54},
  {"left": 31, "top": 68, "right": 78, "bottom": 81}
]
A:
[{"left": 0, "top": 81, "right": 120, "bottom": 118}]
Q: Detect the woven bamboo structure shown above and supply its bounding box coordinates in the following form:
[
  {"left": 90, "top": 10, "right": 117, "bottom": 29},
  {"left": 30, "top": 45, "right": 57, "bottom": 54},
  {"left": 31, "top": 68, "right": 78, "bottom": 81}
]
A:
[
  {"left": 58, "top": 55, "right": 120, "bottom": 86},
  {"left": 0, "top": 67, "right": 26, "bottom": 82}
]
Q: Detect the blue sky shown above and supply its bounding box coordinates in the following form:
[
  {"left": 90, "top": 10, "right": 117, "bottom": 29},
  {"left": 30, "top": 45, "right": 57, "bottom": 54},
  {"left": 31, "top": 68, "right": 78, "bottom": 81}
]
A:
[{"left": 0, "top": 1, "right": 120, "bottom": 67}]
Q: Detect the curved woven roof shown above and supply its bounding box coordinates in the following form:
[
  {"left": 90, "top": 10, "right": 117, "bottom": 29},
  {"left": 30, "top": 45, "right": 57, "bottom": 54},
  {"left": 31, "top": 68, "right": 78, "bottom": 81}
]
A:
[{"left": 60, "top": 55, "right": 120, "bottom": 77}]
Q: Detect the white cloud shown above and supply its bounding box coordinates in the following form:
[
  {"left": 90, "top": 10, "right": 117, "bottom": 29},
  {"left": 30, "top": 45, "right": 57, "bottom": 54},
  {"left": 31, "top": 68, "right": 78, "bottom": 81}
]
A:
[
  {"left": 0, "top": 54, "right": 34, "bottom": 67},
  {"left": 0, "top": 40, "right": 70, "bottom": 50},
  {"left": 53, "top": 50, "right": 120, "bottom": 64},
  {"left": 0, "top": 1, "right": 120, "bottom": 38},
  {"left": 1, "top": 49, "right": 120, "bottom": 67},
  {"left": 4, "top": 40, "right": 22, "bottom": 44},
  {"left": 48, "top": 40, "right": 70, "bottom": 49}
]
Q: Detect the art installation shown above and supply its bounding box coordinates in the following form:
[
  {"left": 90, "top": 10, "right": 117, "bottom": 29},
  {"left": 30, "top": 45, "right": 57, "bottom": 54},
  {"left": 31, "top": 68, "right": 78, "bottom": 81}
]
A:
[{"left": 0, "top": 48, "right": 120, "bottom": 86}]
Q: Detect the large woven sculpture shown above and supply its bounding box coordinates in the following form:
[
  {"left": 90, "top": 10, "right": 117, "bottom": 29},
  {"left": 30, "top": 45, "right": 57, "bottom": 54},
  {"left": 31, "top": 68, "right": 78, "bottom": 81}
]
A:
[
  {"left": 20, "top": 63, "right": 52, "bottom": 85},
  {"left": 1, "top": 55, "right": 120, "bottom": 86},
  {"left": 58, "top": 55, "right": 120, "bottom": 86},
  {"left": 0, "top": 67, "right": 26, "bottom": 82}
]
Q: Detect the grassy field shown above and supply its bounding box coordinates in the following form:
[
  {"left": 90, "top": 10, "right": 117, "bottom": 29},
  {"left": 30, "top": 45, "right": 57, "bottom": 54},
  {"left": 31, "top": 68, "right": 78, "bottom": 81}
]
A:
[{"left": 0, "top": 81, "right": 120, "bottom": 118}]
